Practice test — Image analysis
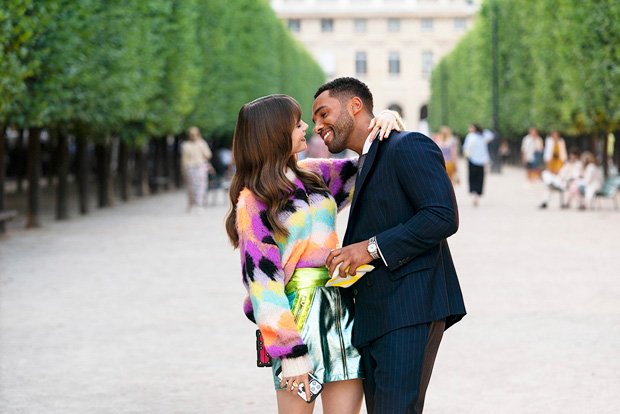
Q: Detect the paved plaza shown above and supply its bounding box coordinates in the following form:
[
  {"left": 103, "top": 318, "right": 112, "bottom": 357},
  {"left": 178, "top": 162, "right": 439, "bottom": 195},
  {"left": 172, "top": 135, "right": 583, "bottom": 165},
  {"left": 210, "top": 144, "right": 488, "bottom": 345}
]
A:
[{"left": 1, "top": 164, "right": 619, "bottom": 413}]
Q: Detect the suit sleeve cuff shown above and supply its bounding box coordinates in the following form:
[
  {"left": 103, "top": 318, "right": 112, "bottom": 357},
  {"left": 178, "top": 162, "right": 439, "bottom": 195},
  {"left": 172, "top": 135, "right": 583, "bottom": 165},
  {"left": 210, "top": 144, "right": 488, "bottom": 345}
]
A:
[
  {"left": 375, "top": 224, "right": 408, "bottom": 270},
  {"left": 375, "top": 238, "right": 389, "bottom": 267}
]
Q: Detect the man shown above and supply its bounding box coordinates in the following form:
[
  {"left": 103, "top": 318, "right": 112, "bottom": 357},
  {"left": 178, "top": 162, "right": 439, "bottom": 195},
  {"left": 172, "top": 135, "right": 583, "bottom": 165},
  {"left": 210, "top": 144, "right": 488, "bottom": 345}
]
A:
[{"left": 312, "top": 77, "right": 466, "bottom": 413}]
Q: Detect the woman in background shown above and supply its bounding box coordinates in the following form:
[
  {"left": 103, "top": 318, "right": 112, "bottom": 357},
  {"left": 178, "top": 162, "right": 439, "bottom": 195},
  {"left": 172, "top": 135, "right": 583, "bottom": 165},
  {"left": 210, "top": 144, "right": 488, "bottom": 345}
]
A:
[
  {"left": 181, "top": 126, "right": 212, "bottom": 212},
  {"left": 543, "top": 130, "right": 567, "bottom": 175},
  {"left": 434, "top": 126, "right": 460, "bottom": 185},
  {"left": 463, "top": 123, "right": 492, "bottom": 207},
  {"left": 565, "top": 151, "right": 602, "bottom": 210}
]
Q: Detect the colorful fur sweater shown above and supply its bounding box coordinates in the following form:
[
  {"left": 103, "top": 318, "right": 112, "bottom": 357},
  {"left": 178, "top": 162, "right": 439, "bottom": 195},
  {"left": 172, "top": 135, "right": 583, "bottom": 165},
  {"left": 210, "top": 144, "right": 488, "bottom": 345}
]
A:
[{"left": 236, "top": 158, "right": 358, "bottom": 377}]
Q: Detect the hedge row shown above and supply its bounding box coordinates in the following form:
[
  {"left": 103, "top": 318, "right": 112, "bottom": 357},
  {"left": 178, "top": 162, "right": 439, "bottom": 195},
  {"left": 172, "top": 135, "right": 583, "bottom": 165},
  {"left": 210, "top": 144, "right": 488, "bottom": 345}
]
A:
[
  {"left": 1, "top": 0, "right": 324, "bottom": 143},
  {"left": 428, "top": 0, "right": 620, "bottom": 142}
]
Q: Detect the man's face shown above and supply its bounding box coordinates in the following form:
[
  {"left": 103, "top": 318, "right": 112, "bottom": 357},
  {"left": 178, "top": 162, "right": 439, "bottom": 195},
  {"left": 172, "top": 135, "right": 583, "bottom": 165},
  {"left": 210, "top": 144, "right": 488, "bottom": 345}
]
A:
[{"left": 312, "top": 91, "right": 354, "bottom": 153}]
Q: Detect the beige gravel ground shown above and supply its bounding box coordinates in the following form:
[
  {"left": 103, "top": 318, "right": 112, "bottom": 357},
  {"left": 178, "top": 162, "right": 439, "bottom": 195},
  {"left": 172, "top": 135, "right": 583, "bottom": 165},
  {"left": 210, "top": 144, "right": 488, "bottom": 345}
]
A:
[{"left": 1, "top": 163, "right": 619, "bottom": 413}]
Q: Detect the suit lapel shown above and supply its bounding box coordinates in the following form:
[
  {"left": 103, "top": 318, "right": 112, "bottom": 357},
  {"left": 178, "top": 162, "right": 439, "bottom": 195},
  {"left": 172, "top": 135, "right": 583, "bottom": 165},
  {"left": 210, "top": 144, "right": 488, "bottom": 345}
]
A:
[{"left": 344, "top": 139, "right": 380, "bottom": 243}]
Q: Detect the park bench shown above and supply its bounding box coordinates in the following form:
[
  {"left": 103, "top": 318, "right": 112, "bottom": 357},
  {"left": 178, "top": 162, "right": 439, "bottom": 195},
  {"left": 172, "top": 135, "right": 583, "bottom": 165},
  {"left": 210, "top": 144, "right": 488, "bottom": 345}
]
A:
[
  {"left": 594, "top": 175, "right": 620, "bottom": 210},
  {"left": 0, "top": 209, "right": 18, "bottom": 233}
]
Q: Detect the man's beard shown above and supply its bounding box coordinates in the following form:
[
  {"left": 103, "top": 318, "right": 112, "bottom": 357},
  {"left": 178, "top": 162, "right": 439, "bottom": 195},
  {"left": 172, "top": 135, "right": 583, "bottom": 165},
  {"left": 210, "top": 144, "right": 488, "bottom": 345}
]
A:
[{"left": 327, "top": 111, "right": 354, "bottom": 153}]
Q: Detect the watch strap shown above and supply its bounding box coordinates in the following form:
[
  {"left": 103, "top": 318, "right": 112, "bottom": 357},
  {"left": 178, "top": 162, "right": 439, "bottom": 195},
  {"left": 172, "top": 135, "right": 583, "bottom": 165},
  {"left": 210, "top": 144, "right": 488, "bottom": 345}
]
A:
[{"left": 368, "top": 236, "right": 380, "bottom": 260}]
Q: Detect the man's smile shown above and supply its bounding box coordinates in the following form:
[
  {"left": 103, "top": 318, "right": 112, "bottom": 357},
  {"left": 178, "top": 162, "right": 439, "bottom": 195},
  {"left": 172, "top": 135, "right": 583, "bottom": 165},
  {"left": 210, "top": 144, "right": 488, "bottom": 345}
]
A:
[{"left": 321, "top": 129, "right": 333, "bottom": 144}]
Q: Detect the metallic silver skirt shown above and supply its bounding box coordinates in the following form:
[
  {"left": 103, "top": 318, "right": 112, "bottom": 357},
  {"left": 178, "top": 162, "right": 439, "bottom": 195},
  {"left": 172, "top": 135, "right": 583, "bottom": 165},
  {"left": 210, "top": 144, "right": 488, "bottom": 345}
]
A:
[{"left": 271, "top": 268, "right": 363, "bottom": 389}]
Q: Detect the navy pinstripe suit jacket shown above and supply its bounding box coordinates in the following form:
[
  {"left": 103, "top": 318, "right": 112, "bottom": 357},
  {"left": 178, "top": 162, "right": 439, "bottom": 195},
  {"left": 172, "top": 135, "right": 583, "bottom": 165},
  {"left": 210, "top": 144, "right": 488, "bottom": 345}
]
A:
[{"left": 343, "top": 131, "right": 466, "bottom": 348}]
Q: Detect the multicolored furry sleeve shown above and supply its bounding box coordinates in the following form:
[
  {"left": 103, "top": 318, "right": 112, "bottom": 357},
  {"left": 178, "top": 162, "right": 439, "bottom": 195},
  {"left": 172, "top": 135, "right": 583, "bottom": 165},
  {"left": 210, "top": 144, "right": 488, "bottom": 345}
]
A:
[
  {"left": 236, "top": 189, "right": 312, "bottom": 376},
  {"left": 298, "top": 157, "right": 358, "bottom": 211}
]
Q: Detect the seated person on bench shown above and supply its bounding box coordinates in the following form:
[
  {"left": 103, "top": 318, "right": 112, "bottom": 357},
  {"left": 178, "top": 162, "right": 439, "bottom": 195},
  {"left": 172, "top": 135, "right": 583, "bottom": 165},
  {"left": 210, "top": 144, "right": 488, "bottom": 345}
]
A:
[{"left": 539, "top": 147, "right": 583, "bottom": 209}]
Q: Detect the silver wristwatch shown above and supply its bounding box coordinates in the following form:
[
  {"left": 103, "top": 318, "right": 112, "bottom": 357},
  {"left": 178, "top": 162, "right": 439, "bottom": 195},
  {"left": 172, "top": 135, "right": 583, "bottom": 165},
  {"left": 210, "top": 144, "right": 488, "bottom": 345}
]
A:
[{"left": 367, "top": 236, "right": 380, "bottom": 260}]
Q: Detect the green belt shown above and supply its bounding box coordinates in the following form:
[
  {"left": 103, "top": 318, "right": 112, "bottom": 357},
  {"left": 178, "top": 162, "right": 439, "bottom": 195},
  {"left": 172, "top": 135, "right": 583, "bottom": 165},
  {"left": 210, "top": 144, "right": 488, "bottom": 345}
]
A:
[
  {"left": 285, "top": 267, "right": 330, "bottom": 295},
  {"left": 285, "top": 267, "right": 331, "bottom": 330}
]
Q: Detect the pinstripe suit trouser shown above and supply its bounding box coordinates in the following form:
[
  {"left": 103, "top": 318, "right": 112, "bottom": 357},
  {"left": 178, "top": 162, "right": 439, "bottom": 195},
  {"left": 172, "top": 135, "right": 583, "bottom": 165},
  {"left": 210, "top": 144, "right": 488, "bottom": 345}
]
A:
[{"left": 360, "top": 320, "right": 446, "bottom": 414}]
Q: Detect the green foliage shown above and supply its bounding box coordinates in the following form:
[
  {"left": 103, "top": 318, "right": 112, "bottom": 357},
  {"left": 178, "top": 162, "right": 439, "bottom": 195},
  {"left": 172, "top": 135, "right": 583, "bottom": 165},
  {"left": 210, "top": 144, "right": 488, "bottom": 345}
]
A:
[
  {"left": 0, "top": 0, "right": 41, "bottom": 122},
  {"left": 1, "top": 0, "right": 325, "bottom": 147},
  {"left": 189, "top": 0, "right": 324, "bottom": 145},
  {"left": 429, "top": 27, "right": 491, "bottom": 137},
  {"left": 429, "top": 0, "right": 620, "bottom": 140}
]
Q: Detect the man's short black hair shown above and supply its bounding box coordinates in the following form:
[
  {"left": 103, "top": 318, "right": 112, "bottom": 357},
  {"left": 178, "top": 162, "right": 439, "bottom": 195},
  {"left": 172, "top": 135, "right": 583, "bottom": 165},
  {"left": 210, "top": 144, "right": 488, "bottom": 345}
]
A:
[{"left": 314, "top": 77, "right": 374, "bottom": 113}]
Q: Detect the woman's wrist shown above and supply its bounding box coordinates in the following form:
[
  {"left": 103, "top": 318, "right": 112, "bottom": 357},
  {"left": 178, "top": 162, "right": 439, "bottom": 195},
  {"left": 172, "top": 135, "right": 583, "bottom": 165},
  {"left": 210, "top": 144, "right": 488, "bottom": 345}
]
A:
[
  {"left": 281, "top": 354, "right": 312, "bottom": 378},
  {"left": 379, "top": 109, "right": 405, "bottom": 130}
]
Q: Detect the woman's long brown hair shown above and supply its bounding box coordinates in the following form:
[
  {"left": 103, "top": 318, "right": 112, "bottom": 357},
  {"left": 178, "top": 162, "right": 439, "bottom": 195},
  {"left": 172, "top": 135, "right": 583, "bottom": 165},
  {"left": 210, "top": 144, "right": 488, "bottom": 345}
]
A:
[{"left": 225, "top": 94, "right": 328, "bottom": 248}]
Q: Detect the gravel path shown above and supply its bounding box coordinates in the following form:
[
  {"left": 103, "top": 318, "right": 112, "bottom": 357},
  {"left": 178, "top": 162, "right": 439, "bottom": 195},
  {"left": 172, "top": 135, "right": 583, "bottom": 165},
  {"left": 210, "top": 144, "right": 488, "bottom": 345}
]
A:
[{"left": 1, "top": 164, "right": 619, "bottom": 413}]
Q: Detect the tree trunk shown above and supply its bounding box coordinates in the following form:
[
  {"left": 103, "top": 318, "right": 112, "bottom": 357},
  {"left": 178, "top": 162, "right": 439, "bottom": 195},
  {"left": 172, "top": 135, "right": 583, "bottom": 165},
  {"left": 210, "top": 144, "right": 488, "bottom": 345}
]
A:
[
  {"left": 16, "top": 128, "right": 25, "bottom": 193},
  {"left": 95, "top": 141, "right": 112, "bottom": 208},
  {"left": 149, "top": 138, "right": 160, "bottom": 194},
  {"left": 26, "top": 127, "right": 42, "bottom": 228},
  {"left": 46, "top": 133, "right": 55, "bottom": 188},
  {"left": 55, "top": 128, "right": 69, "bottom": 220},
  {"left": 76, "top": 134, "right": 89, "bottom": 215},
  {"left": 162, "top": 137, "right": 171, "bottom": 191},
  {"left": 602, "top": 130, "right": 609, "bottom": 179},
  {"left": 0, "top": 125, "right": 7, "bottom": 233},
  {"left": 173, "top": 135, "right": 181, "bottom": 188},
  {"left": 615, "top": 130, "right": 620, "bottom": 171},
  {"left": 135, "top": 145, "right": 148, "bottom": 197},
  {"left": 118, "top": 139, "right": 129, "bottom": 201}
]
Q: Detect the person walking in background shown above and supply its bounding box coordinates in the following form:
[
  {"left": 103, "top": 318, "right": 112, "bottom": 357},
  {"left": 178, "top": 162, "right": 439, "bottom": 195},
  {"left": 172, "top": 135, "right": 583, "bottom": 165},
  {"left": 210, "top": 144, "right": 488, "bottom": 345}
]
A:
[
  {"left": 181, "top": 126, "right": 212, "bottom": 213},
  {"left": 225, "top": 94, "right": 402, "bottom": 414},
  {"left": 544, "top": 130, "right": 567, "bottom": 175},
  {"left": 313, "top": 77, "right": 465, "bottom": 414},
  {"left": 463, "top": 123, "right": 492, "bottom": 207},
  {"left": 521, "top": 127, "right": 544, "bottom": 184},
  {"left": 538, "top": 147, "right": 583, "bottom": 209},
  {"left": 498, "top": 139, "right": 511, "bottom": 165},
  {"left": 433, "top": 126, "right": 460, "bottom": 185},
  {"left": 565, "top": 151, "right": 603, "bottom": 210}
]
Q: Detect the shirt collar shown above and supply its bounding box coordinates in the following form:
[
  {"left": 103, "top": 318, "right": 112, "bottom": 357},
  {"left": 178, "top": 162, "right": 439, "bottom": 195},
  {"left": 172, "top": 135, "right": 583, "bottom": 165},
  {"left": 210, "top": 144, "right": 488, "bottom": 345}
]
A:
[{"left": 362, "top": 133, "right": 378, "bottom": 155}]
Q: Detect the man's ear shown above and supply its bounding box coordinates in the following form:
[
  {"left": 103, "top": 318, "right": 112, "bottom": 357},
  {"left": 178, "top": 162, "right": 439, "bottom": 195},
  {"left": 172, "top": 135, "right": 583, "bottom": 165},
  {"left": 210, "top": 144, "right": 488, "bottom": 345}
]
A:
[{"left": 349, "top": 96, "right": 364, "bottom": 116}]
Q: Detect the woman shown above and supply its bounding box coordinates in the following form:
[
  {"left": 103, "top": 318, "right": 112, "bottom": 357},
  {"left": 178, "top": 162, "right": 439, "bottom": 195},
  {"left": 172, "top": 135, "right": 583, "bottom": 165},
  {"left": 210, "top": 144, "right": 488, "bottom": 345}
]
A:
[
  {"left": 565, "top": 151, "right": 602, "bottom": 210},
  {"left": 181, "top": 126, "right": 212, "bottom": 212},
  {"left": 434, "top": 126, "right": 459, "bottom": 184},
  {"left": 543, "top": 130, "right": 567, "bottom": 175},
  {"left": 521, "top": 127, "right": 544, "bottom": 183},
  {"left": 463, "top": 123, "right": 491, "bottom": 207},
  {"left": 225, "top": 95, "right": 401, "bottom": 413}
]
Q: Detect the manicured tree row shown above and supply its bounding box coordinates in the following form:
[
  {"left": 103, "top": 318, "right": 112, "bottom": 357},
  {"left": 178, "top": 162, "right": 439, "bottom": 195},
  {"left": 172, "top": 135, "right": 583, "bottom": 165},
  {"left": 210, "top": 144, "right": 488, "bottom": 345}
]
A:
[
  {"left": 0, "top": 0, "right": 41, "bottom": 230},
  {"left": 429, "top": 0, "right": 620, "bottom": 172},
  {"left": 0, "top": 0, "right": 325, "bottom": 229}
]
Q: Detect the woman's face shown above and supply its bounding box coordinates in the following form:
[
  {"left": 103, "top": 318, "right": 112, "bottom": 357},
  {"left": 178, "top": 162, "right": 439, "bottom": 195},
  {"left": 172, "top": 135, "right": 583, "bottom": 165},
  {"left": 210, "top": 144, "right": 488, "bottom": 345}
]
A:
[{"left": 291, "top": 119, "right": 308, "bottom": 154}]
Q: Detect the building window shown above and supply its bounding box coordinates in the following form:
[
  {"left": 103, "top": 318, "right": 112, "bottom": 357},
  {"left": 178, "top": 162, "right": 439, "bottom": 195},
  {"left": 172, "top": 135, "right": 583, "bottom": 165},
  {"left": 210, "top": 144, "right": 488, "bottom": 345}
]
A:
[
  {"left": 454, "top": 18, "right": 467, "bottom": 30},
  {"left": 421, "top": 18, "right": 434, "bottom": 31},
  {"left": 387, "top": 18, "right": 400, "bottom": 32},
  {"left": 422, "top": 51, "right": 434, "bottom": 77},
  {"left": 388, "top": 103, "right": 404, "bottom": 119},
  {"left": 355, "top": 51, "right": 367, "bottom": 75},
  {"left": 288, "top": 19, "right": 301, "bottom": 33},
  {"left": 388, "top": 51, "right": 400, "bottom": 75},
  {"left": 321, "top": 18, "right": 334, "bottom": 33},
  {"left": 354, "top": 18, "right": 367, "bottom": 33}
]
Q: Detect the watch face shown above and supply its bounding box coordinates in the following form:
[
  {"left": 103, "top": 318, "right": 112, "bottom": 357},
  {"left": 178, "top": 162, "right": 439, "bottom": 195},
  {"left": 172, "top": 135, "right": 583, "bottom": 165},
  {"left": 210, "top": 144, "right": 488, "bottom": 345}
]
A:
[{"left": 368, "top": 244, "right": 377, "bottom": 253}]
